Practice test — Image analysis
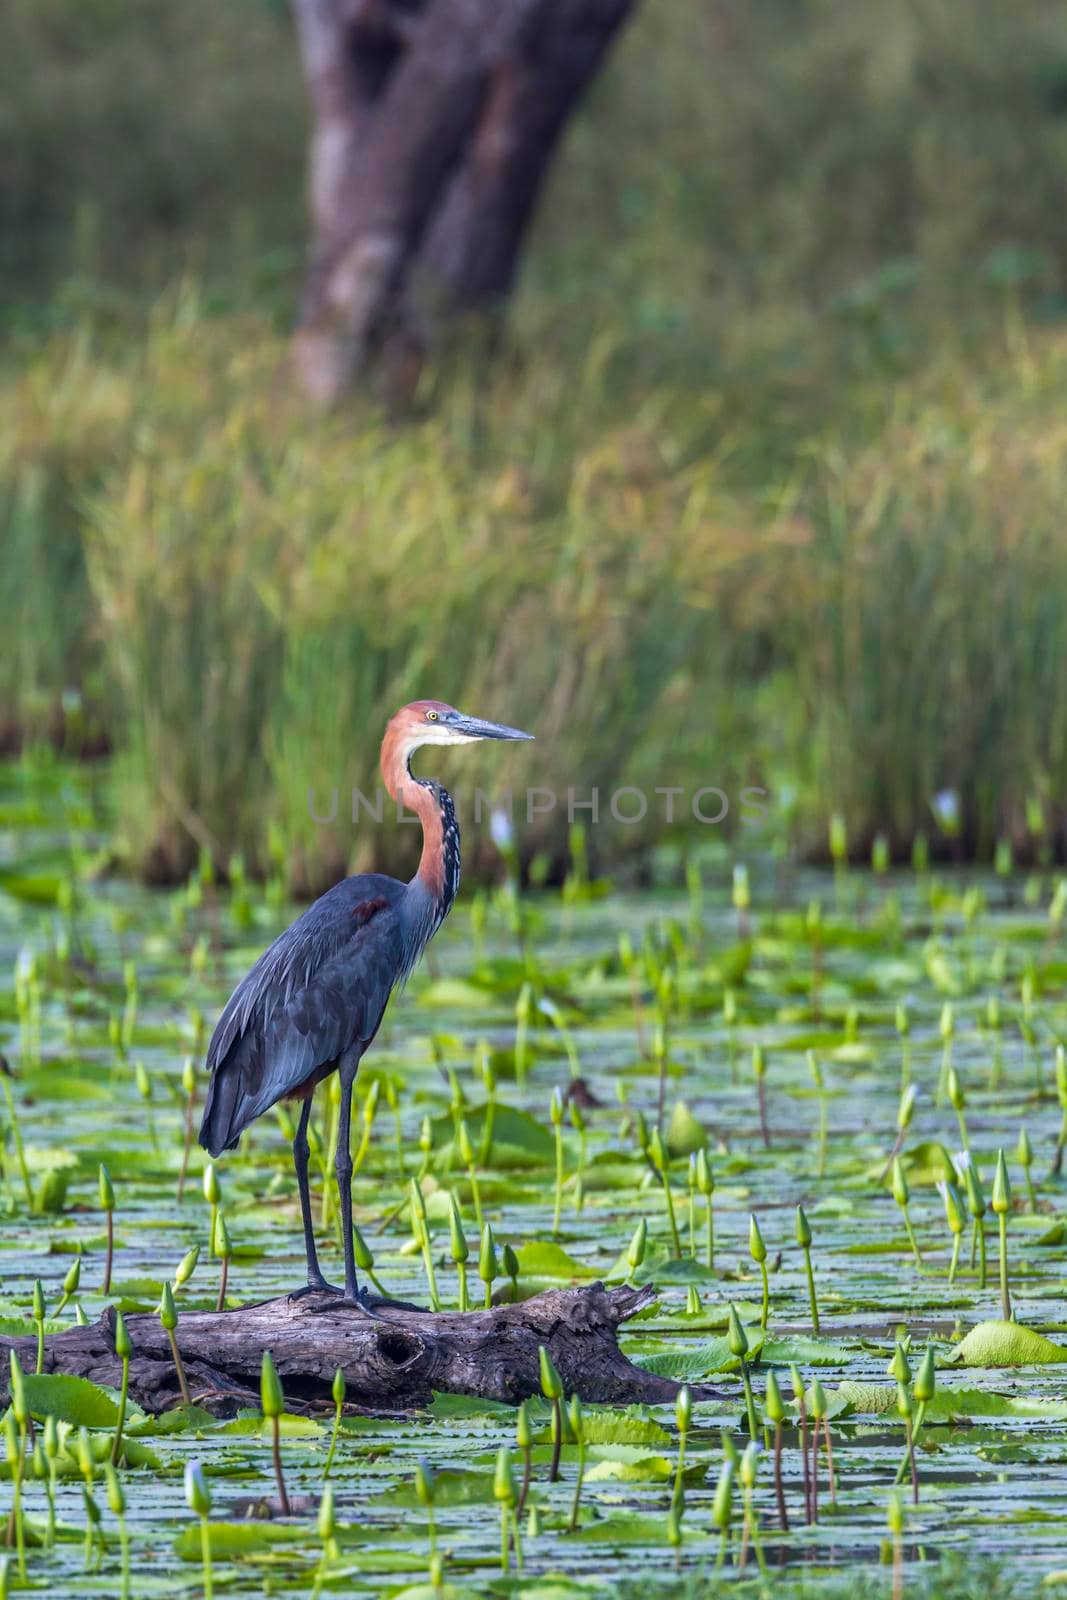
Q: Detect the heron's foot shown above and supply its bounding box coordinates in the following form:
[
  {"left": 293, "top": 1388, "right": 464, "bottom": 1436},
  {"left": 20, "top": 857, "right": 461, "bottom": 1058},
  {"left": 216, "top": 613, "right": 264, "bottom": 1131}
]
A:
[
  {"left": 288, "top": 1277, "right": 343, "bottom": 1303},
  {"left": 307, "top": 1285, "right": 429, "bottom": 1318}
]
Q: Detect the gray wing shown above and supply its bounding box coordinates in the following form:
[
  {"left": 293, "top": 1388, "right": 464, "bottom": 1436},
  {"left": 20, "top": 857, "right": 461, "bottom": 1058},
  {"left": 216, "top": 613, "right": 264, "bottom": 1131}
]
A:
[{"left": 199, "top": 877, "right": 404, "bottom": 1153}]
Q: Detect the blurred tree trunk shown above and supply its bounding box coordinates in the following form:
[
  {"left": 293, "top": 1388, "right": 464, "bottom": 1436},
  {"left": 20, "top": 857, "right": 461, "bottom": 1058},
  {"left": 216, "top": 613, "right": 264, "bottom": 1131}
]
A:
[{"left": 290, "top": 0, "right": 635, "bottom": 406}]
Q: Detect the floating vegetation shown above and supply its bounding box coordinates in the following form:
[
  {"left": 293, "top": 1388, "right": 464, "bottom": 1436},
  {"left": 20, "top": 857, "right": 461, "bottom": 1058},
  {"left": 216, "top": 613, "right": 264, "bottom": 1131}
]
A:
[{"left": 0, "top": 765, "right": 1065, "bottom": 1595}]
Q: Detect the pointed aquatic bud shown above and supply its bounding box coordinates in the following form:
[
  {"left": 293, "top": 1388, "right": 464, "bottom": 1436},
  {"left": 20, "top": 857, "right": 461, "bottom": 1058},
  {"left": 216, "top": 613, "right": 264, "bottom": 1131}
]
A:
[
  {"left": 502, "top": 1242, "right": 519, "bottom": 1283},
  {"left": 764, "top": 1369, "right": 784, "bottom": 1425},
  {"left": 515, "top": 1398, "right": 532, "bottom": 1450},
  {"left": 457, "top": 1119, "right": 476, "bottom": 1167},
  {"left": 986, "top": 994, "right": 1001, "bottom": 1031},
  {"left": 409, "top": 1178, "right": 428, "bottom": 1226},
  {"left": 752, "top": 1044, "right": 765, "bottom": 1081},
  {"left": 32, "top": 1279, "right": 45, "bottom": 1323},
  {"left": 114, "top": 1309, "right": 131, "bottom": 1360},
  {"left": 947, "top": 1066, "right": 965, "bottom": 1111},
  {"left": 159, "top": 1281, "right": 178, "bottom": 1331},
  {"left": 202, "top": 1163, "right": 220, "bottom": 1207},
  {"left": 795, "top": 1205, "right": 812, "bottom": 1248},
  {"left": 479, "top": 1043, "right": 496, "bottom": 1096},
  {"left": 887, "top": 1489, "right": 905, "bottom": 1536},
  {"left": 478, "top": 1223, "right": 497, "bottom": 1285},
  {"left": 938, "top": 1181, "right": 965, "bottom": 1236},
  {"left": 448, "top": 1194, "right": 469, "bottom": 1264},
  {"left": 43, "top": 1416, "right": 60, "bottom": 1461},
  {"left": 173, "top": 1245, "right": 200, "bottom": 1288},
  {"left": 807, "top": 1049, "right": 824, "bottom": 1091},
  {"left": 694, "top": 1148, "right": 713, "bottom": 1197},
  {"left": 363, "top": 1078, "right": 381, "bottom": 1122},
  {"left": 633, "top": 1108, "right": 649, "bottom": 1154},
  {"left": 135, "top": 1062, "right": 151, "bottom": 1100},
  {"left": 895, "top": 1382, "right": 913, "bottom": 1420},
  {"left": 962, "top": 1159, "right": 986, "bottom": 1219},
  {"left": 726, "top": 1304, "right": 749, "bottom": 1359},
  {"left": 666, "top": 1502, "right": 682, "bottom": 1548},
  {"left": 914, "top": 1346, "right": 935, "bottom": 1404},
  {"left": 739, "top": 1440, "right": 760, "bottom": 1489},
  {"left": 493, "top": 1444, "right": 516, "bottom": 1506},
  {"left": 895, "top": 1002, "right": 910, "bottom": 1038},
  {"left": 318, "top": 1482, "right": 337, "bottom": 1540},
  {"left": 418, "top": 1116, "right": 433, "bottom": 1156},
  {"left": 77, "top": 1426, "right": 95, "bottom": 1479},
  {"left": 215, "top": 1212, "right": 232, "bottom": 1260},
  {"left": 789, "top": 1364, "right": 804, "bottom": 1403},
  {"left": 686, "top": 1285, "right": 702, "bottom": 1315},
  {"left": 63, "top": 1256, "right": 81, "bottom": 1296},
  {"left": 897, "top": 1085, "right": 917, "bottom": 1131},
  {"left": 648, "top": 1128, "right": 667, "bottom": 1174},
  {"left": 1016, "top": 1126, "right": 1032, "bottom": 1169},
  {"left": 568, "top": 1394, "right": 584, "bottom": 1441},
  {"left": 181, "top": 1056, "right": 196, "bottom": 1095},
  {"left": 98, "top": 1164, "right": 115, "bottom": 1211},
  {"left": 350, "top": 1224, "right": 375, "bottom": 1273},
  {"left": 414, "top": 1457, "right": 435, "bottom": 1508},
  {"left": 627, "top": 1217, "right": 647, "bottom": 1271},
  {"left": 992, "top": 1148, "right": 1011, "bottom": 1215},
  {"left": 748, "top": 1214, "right": 767, "bottom": 1264},
  {"left": 890, "top": 1156, "right": 909, "bottom": 1208},
  {"left": 710, "top": 1458, "right": 734, "bottom": 1528},
  {"left": 538, "top": 1345, "right": 562, "bottom": 1400},
  {"left": 260, "top": 1350, "right": 283, "bottom": 1418},
  {"left": 104, "top": 1462, "right": 126, "bottom": 1516},
  {"left": 809, "top": 1378, "right": 827, "bottom": 1419},
  {"left": 185, "top": 1459, "right": 211, "bottom": 1516},
  {"left": 939, "top": 1002, "right": 954, "bottom": 1043},
  {"left": 675, "top": 1385, "right": 692, "bottom": 1433}
]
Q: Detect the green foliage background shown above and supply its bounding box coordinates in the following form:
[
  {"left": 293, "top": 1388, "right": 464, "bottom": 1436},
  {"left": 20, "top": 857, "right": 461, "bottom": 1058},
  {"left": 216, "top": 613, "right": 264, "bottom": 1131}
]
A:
[{"left": 4, "top": 0, "right": 1067, "bottom": 883}]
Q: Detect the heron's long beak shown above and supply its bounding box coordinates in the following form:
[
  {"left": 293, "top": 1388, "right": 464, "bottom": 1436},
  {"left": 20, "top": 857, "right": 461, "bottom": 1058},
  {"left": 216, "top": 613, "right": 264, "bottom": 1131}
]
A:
[{"left": 453, "top": 714, "right": 534, "bottom": 741}]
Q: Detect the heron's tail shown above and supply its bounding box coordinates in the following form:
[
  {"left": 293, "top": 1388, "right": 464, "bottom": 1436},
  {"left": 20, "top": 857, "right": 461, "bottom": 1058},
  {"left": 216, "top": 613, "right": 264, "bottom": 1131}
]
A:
[{"left": 198, "top": 1062, "right": 245, "bottom": 1156}]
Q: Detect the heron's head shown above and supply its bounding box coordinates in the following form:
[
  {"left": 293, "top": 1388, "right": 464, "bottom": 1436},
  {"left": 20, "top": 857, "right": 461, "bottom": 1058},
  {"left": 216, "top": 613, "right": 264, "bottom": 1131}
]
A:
[{"left": 381, "top": 701, "right": 533, "bottom": 794}]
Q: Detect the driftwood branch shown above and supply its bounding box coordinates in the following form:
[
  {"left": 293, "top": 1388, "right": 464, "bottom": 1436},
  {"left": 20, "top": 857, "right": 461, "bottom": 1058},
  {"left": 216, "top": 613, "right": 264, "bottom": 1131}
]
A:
[{"left": 0, "top": 1284, "right": 699, "bottom": 1417}]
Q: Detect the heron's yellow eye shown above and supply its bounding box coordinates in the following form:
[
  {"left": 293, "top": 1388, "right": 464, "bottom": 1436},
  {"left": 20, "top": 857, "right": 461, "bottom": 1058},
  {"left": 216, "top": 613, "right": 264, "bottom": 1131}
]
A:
[{"left": 427, "top": 710, "right": 438, "bottom": 721}]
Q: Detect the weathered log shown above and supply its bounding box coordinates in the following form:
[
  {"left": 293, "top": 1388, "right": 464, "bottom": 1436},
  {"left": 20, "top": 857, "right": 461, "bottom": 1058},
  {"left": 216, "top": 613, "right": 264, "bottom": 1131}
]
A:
[{"left": 0, "top": 1284, "right": 704, "bottom": 1417}]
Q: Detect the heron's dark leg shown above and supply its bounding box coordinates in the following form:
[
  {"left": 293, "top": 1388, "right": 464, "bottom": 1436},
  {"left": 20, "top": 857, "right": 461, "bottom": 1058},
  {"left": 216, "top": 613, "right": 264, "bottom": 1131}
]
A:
[{"left": 288, "top": 1094, "right": 341, "bottom": 1300}]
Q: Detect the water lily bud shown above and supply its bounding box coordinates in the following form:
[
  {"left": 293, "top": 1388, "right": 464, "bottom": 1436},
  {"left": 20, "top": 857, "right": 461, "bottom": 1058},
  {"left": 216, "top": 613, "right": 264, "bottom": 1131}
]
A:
[
  {"left": 694, "top": 1149, "right": 713, "bottom": 1197},
  {"left": 260, "top": 1350, "right": 283, "bottom": 1418},
  {"left": 939, "top": 1002, "right": 954, "bottom": 1043},
  {"left": 538, "top": 1345, "right": 562, "bottom": 1401},
  {"left": 633, "top": 1109, "right": 649, "bottom": 1155},
  {"left": 493, "top": 1445, "right": 516, "bottom": 1506},
  {"left": 666, "top": 1502, "right": 682, "bottom": 1548},
  {"left": 43, "top": 1416, "right": 59, "bottom": 1461},
  {"left": 795, "top": 1205, "right": 812, "bottom": 1248},
  {"left": 185, "top": 1459, "right": 211, "bottom": 1516},
  {"left": 414, "top": 1457, "right": 435, "bottom": 1508},
  {"left": 947, "top": 1066, "right": 965, "bottom": 1112},
  {"left": 215, "top": 1212, "right": 232, "bottom": 1260},
  {"left": 478, "top": 1223, "right": 497, "bottom": 1285},
  {"left": 352, "top": 1225, "right": 375, "bottom": 1273},
  {"left": 135, "top": 1063, "right": 151, "bottom": 1101},
  {"left": 890, "top": 1157, "right": 909, "bottom": 1208},
  {"left": 710, "top": 1459, "right": 734, "bottom": 1529},
  {"left": 448, "top": 1194, "right": 469, "bottom": 1264},
  {"left": 748, "top": 1214, "right": 767, "bottom": 1264},
  {"left": 887, "top": 1490, "right": 905, "bottom": 1536},
  {"left": 516, "top": 1399, "right": 532, "bottom": 1451},
  {"left": 114, "top": 1309, "right": 131, "bottom": 1360},
  {"left": 739, "top": 1440, "right": 761, "bottom": 1489},
  {"left": 991, "top": 1148, "right": 1012, "bottom": 1215},
  {"left": 77, "top": 1426, "right": 94, "bottom": 1480},
  {"left": 809, "top": 1378, "right": 827, "bottom": 1419},
  {"left": 457, "top": 1119, "right": 476, "bottom": 1168},
  {"left": 98, "top": 1165, "right": 115, "bottom": 1212},
  {"left": 686, "top": 1285, "right": 702, "bottom": 1314},
  {"left": 418, "top": 1116, "right": 433, "bottom": 1158},
  {"left": 63, "top": 1256, "right": 81, "bottom": 1296},
  {"left": 727, "top": 1305, "right": 749, "bottom": 1359},
  {"left": 914, "top": 1347, "right": 936, "bottom": 1404},
  {"left": 648, "top": 1127, "right": 667, "bottom": 1175},
  {"left": 159, "top": 1281, "right": 177, "bottom": 1331},
  {"left": 897, "top": 1085, "right": 917, "bottom": 1131},
  {"left": 752, "top": 1044, "right": 765, "bottom": 1082},
  {"left": 895, "top": 1382, "right": 913, "bottom": 1420},
  {"left": 409, "top": 1179, "right": 428, "bottom": 1229},
  {"left": 938, "top": 1181, "right": 965, "bottom": 1236},
  {"left": 627, "top": 1218, "right": 647, "bottom": 1272},
  {"left": 764, "top": 1369, "right": 784, "bottom": 1425},
  {"left": 363, "top": 1078, "right": 381, "bottom": 1123},
  {"left": 104, "top": 1462, "right": 126, "bottom": 1517},
  {"left": 986, "top": 995, "right": 1001, "bottom": 1031},
  {"left": 502, "top": 1242, "right": 519, "bottom": 1283},
  {"left": 173, "top": 1245, "right": 200, "bottom": 1289},
  {"left": 1016, "top": 1126, "right": 1032, "bottom": 1170},
  {"left": 676, "top": 1385, "right": 692, "bottom": 1433},
  {"left": 895, "top": 1002, "right": 910, "bottom": 1038},
  {"left": 181, "top": 1056, "right": 196, "bottom": 1096},
  {"left": 568, "top": 1394, "right": 584, "bottom": 1442},
  {"left": 789, "top": 1364, "right": 804, "bottom": 1403},
  {"left": 318, "top": 1482, "right": 337, "bottom": 1540},
  {"left": 962, "top": 1160, "right": 986, "bottom": 1219},
  {"left": 202, "top": 1164, "right": 220, "bottom": 1207},
  {"left": 32, "top": 1279, "right": 45, "bottom": 1323}
]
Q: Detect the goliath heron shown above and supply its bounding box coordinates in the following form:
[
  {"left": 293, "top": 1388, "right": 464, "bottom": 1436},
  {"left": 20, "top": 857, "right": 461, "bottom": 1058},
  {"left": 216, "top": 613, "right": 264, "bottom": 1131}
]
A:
[{"left": 199, "top": 700, "right": 533, "bottom": 1310}]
